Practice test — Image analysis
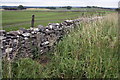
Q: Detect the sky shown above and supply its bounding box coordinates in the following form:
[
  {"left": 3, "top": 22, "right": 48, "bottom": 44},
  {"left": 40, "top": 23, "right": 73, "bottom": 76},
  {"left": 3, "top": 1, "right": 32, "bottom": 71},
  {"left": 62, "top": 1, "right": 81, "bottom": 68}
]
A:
[{"left": 1, "top": 0, "right": 120, "bottom": 8}]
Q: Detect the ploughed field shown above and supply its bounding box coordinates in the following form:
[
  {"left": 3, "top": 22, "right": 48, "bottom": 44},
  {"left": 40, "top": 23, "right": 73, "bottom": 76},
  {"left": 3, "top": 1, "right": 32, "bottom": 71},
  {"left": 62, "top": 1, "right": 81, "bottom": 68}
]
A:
[{"left": 2, "top": 10, "right": 106, "bottom": 31}]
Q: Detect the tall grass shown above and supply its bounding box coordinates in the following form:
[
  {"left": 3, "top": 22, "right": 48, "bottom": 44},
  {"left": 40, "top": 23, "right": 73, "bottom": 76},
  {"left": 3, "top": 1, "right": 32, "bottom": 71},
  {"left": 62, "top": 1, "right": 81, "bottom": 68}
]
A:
[
  {"left": 2, "top": 13, "right": 119, "bottom": 78},
  {"left": 45, "top": 13, "right": 119, "bottom": 78}
]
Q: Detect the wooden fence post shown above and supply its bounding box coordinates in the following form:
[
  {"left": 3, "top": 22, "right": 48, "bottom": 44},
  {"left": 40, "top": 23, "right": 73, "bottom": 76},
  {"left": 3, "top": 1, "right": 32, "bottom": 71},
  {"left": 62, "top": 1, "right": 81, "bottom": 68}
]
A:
[{"left": 31, "top": 15, "right": 35, "bottom": 27}]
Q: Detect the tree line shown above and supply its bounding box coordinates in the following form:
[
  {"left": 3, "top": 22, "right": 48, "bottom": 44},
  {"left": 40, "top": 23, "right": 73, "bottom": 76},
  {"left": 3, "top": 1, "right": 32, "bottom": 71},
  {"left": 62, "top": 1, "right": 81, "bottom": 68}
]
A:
[
  {"left": 3, "top": 5, "right": 73, "bottom": 10},
  {"left": 3, "top": 5, "right": 26, "bottom": 10}
]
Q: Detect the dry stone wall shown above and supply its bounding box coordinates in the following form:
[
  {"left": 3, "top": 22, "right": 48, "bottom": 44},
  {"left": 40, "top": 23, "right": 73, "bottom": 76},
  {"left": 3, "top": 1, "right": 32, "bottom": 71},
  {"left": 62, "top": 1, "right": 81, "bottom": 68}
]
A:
[{"left": 0, "top": 16, "right": 103, "bottom": 60}]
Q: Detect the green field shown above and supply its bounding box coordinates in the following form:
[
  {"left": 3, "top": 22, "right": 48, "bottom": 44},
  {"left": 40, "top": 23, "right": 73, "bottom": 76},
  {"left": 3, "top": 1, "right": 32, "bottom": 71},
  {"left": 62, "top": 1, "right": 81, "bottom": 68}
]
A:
[{"left": 2, "top": 10, "right": 106, "bottom": 31}]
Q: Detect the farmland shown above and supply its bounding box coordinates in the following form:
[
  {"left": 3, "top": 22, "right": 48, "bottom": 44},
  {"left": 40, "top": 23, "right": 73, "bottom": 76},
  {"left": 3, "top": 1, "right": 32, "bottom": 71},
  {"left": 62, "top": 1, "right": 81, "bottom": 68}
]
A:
[
  {"left": 2, "top": 10, "right": 107, "bottom": 31},
  {"left": 2, "top": 9, "right": 119, "bottom": 79}
]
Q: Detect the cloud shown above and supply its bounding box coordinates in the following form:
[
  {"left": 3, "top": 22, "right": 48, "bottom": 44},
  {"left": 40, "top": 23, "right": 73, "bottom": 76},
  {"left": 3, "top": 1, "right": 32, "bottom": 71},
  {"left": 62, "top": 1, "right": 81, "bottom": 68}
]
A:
[{"left": 1, "top": 0, "right": 119, "bottom": 8}]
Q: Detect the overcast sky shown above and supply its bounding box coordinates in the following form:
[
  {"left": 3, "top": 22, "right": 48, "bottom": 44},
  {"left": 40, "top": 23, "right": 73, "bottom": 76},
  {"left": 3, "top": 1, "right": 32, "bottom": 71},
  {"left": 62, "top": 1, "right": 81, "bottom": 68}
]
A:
[{"left": 1, "top": 0, "right": 120, "bottom": 8}]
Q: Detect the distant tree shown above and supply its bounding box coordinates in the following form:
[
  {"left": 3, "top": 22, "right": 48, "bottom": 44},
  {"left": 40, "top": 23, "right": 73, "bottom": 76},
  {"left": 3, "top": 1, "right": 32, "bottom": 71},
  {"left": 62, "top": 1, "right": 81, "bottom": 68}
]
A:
[
  {"left": 46, "top": 7, "right": 56, "bottom": 9},
  {"left": 17, "top": 5, "right": 26, "bottom": 10},
  {"left": 66, "top": 6, "right": 72, "bottom": 10},
  {"left": 3, "top": 8, "right": 9, "bottom": 10},
  {"left": 61, "top": 6, "right": 67, "bottom": 8},
  {"left": 116, "top": 8, "right": 120, "bottom": 11},
  {"left": 86, "top": 6, "right": 92, "bottom": 8},
  {"left": 3, "top": 7, "right": 17, "bottom": 10},
  {"left": 92, "top": 6, "right": 98, "bottom": 8}
]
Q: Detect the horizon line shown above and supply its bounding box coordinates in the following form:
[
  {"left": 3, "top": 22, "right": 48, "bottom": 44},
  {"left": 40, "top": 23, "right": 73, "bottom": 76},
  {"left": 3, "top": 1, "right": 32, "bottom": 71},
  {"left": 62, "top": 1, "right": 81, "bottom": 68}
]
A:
[{"left": 1, "top": 5, "right": 118, "bottom": 8}]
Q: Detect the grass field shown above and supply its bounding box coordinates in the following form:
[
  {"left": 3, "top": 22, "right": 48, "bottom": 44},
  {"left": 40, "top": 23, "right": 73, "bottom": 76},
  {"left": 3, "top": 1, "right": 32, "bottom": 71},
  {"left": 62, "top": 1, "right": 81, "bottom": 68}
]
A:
[
  {"left": 2, "top": 11, "right": 119, "bottom": 78},
  {"left": 2, "top": 10, "right": 107, "bottom": 31}
]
